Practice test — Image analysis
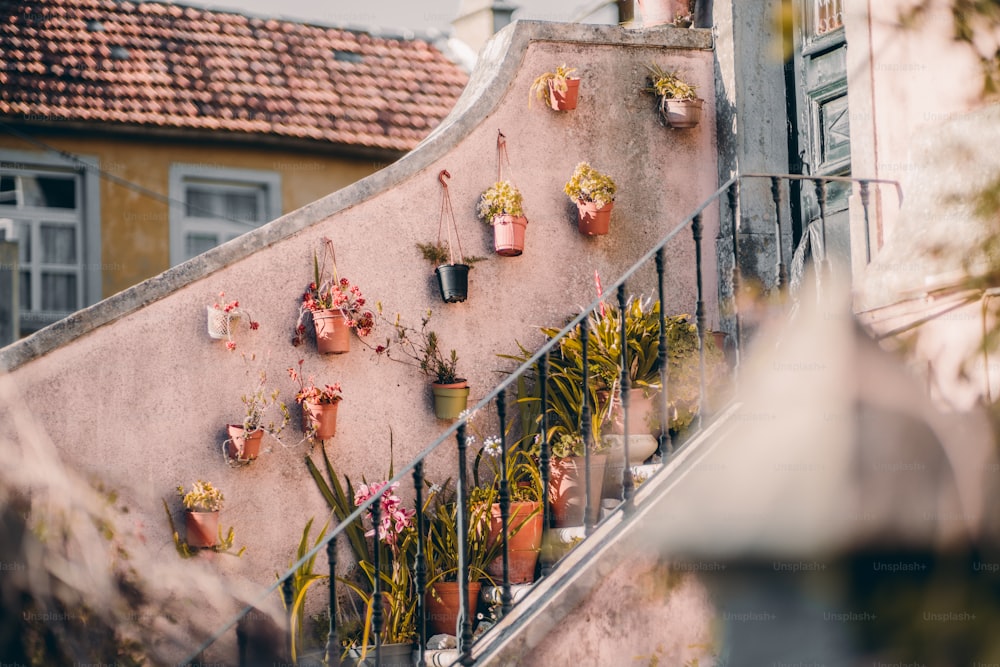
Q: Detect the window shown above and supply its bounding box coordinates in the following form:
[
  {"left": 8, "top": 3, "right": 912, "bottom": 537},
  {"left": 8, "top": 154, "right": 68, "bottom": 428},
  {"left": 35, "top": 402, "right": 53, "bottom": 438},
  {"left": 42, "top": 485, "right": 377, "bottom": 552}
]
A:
[
  {"left": 169, "top": 165, "right": 281, "bottom": 265},
  {"left": 809, "top": 0, "right": 844, "bottom": 38},
  {"left": 0, "top": 161, "right": 95, "bottom": 334}
]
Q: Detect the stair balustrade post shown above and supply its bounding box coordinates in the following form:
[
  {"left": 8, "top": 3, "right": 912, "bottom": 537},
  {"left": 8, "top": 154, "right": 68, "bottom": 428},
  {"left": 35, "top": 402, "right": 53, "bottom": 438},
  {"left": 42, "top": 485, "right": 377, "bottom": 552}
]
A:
[
  {"left": 371, "top": 498, "right": 383, "bottom": 662},
  {"left": 727, "top": 180, "right": 743, "bottom": 383},
  {"left": 693, "top": 212, "right": 708, "bottom": 430},
  {"left": 324, "top": 536, "right": 338, "bottom": 667},
  {"left": 496, "top": 389, "right": 513, "bottom": 614},
  {"left": 414, "top": 461, "right": 427, "bottom": 667},
  {"left": 655, "top": 248, "right": 673, "bottom": 459},
  {"left": 456, "top": 422, "right": 474, "bottom": 666},
  {"left": 281, "top": 577, "right": 294, "bottom": 661},
  {"left": 771, "top": 176, "right": 788, "bottom": 290},
  {"left": 581, "top": 315, "right": 596, "bottom": 536},
  {"left": 617, "top": 284, "right": 635, "bottom": 511},
  {"left": 859, "top": 180, "right": 872, "bottom": 264},
  {"left": 538, "top": 352, "right": 554, "bottom": 577}
]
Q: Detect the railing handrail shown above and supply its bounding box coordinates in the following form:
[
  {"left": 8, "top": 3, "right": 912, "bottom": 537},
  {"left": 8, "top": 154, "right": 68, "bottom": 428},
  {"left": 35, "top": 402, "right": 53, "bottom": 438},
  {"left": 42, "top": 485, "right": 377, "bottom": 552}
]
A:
[{"left": 182, "top": 170, "right": 900, "bottom": 665}]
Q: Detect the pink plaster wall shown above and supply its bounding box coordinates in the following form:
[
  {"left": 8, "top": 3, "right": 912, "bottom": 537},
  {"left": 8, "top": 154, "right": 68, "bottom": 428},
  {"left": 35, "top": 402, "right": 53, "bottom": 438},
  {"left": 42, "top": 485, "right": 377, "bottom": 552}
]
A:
[{"left": 0, "top": 22, "right": 718, "bottom": 656}]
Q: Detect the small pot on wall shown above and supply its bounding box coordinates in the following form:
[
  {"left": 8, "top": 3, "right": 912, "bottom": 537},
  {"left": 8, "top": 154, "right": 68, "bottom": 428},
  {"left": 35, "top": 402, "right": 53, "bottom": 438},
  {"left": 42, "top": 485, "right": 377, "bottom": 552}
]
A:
[
  {"left": 492, "top": 214, "right": 528, "bottom": 256},
  {"left": 225, "top": 424, "right": 264, "bottom": 462},
  {"left": 548, "top": 77, "right": 581, "bottom": 111},
  {"left": 435, "top": 264, "right": 471, "bottom": 303},
  {"left": 576, "top": 201, "right": 614, "bottom": 236},
  {"left": 661, "top": 98, "right": 704, "bottom": 129},
  {"left": 185, "top": 510, "right": 219, "bottom": 548},
  {"left": 431, "top": 380, "right": 470, "bottom": 420},
  {"left": 311, "top": 309, "right": 351, "bottom": 354},
  {"left": 303, "top": 400, "right": 339, "bottom": 439}
]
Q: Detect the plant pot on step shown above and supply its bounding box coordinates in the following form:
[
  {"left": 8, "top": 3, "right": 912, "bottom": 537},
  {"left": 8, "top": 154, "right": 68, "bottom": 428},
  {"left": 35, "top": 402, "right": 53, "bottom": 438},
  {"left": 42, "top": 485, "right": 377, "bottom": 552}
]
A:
[
  {"left": 637, "top": 0, "right": 675, "bottom": 26},
  {"left": 185, "top": 509, "right": 219, "bottom": 548},
  {"left": 311, "top": 309, "right": 351, "bottom": 354},
  {"left": 225, "top": 424, "right": 264, "bottom": 462},
  {"left": 661, "top": 98, "right": 704, "bottom": 129},
  {"left": 435, "top": 264, "right": 470, "bottom": 303},
  {"left": 491, "top": 214, "right": 528, "bottom": 256},
  {"left": 426, "top": 581, "right": 482, "bottom": 637},
  {"left": 303, "top": 400, "right": 339, "bottom": 439},
  {"left": 576, "top": 201, "right": 614, "bottom": 236},
  {"left": 549, "top": 454, "right": 608, "bottom": 527},
  {"left": 343, "top": 642, "right": 414, "bottom": 667},
  {"left": 431, "top": 380, "right": 469, "bottom": 420},
  {"left": 486, "top": 501, "right": 543, "bottom": 584},
  {"left": 548, "top": 77, "right": 580, "bottom": 111},
  {"left": 601, "top": 433, "right": 660, "bottom": 499}
]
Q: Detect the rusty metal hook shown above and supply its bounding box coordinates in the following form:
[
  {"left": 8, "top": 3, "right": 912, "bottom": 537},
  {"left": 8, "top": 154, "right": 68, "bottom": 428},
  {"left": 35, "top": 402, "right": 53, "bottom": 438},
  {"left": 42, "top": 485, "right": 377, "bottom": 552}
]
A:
[{"left": 438, "top": 169, "right": 451, "bottom": 187}]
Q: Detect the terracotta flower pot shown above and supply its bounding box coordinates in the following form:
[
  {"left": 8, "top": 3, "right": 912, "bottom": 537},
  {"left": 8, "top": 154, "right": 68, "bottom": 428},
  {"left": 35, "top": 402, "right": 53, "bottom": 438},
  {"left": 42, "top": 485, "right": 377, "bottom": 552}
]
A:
[
  {"left": 549, "top": 454, "right": 607, "bottom": 527},
  {"left": 185, "top": 510, "right": 219, "bottom": 548},
  {"left": 548, "top": 77, "right": 580, "bottom": 111},
  {"left": 303, "top": 400, "right": 339, "bottom": 439},
  {"left": 435, "top": 263, "right": 470, "bottom": 303},
  {"left": 661, "top": 98, "right": 704, "bottom": 129},
  {"left": 492, "top": 214, "right": 528, "bottom": 256},
  {"left": 426, "top": 581, "right": 481, "bottom": 637},
  {"left": 431, "top": 381, "right": 470, "bottom": 420},
  {"left": 312, "top": 309, "right": 351, "bottom": 354},
  {"left": 576, "top": 201, "right": 614, "bottom": 236},
  {"left": 486, "top": 501, "right": 543, "bottom": 584},
  {"left": 637, "top": 0, "right": 675, "bottom": 26},
  {"left": 225, "top": 424, "right": 264, "bottom": 462}
]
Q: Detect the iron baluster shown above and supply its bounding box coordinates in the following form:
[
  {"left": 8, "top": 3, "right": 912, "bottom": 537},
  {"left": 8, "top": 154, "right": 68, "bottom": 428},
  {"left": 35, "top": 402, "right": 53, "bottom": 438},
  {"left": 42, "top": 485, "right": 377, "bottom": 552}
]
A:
[
  {"left": 813, "top": 178, "right": 829, "bottom": 274},
  {"left": 371, "top": 498, "right": 383, "bottom": 661},
  {"left": 693, "top": 212, "right": 708, "bottom": 429},
  {"left": 859, "top": 180, "right": 872, "bottom": 264},
  {"left": 654, "top": 247, "right": 673, "bottom": 458},
  {"left": 538, "top": 352, "right": 553, "bottom": 577},
  {"left": 456, "top": 422, "right": 474, "bottom": 666},
  {"left": 324, "top": 536, "right": 338, "bottom": 666},
  {"left": 581, "top": 315, "right": 595, "bottom": 535},
  {"left": 414, "top": 461, "right": 427, "bottom": 667},
  {"left": 617, "top": 284, "right": 635, "bottom": 510},
  {"left": 496, "top": 389, "right": 513, "bottom": 614},
  {"left": 771, "top": 177, "right": 787, "bottom": 290},
  {"left": 281, "top": 577, "right": 294, "bottom": 661}
]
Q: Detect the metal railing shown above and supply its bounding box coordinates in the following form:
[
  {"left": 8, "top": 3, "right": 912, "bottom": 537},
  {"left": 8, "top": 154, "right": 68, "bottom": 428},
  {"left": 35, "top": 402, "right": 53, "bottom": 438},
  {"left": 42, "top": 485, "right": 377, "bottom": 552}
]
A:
[{"left": 182, "top": 172, "right": 900, "bottom": 667}]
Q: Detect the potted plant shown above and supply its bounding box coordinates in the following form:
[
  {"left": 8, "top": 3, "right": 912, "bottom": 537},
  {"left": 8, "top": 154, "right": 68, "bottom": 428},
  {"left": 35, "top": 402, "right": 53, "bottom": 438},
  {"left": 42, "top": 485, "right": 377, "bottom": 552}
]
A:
[
  {"left": 528, "top": 64, "right": 580, "bottom": 111},
  {"left": 226, "top": 353, "right": 291, "bottom": 463},
  {"left": 206, "top": 291, "right": 259, "bottom": 351},
  {"left": 477, "top": 180, "right": 528, "bottom": 257},
  {"left": 293, "top": 237, "right": 375, "bottom": 354},
  {"left": 375, "top": 310, "right": 470, "bottom": 420},
  {"left": 471, "top": 428, "right": 543, "bottom": 584},
  {"left": 423, "top": 480, "right": 500, "bottom": 636},
  {"left": 564, "top": 162, "right": 617, "bottom": 236},
  {"left": 417, "top": 242, "right": 485, "bottom": 304},
  {"left": 288, "top": 359, "right": 343, "bottom": 440},
  {"left": 646, "top": 64, "right": 704, "bottom": 129},
  {"left": 178, "top": 480, "right": 225, "bottom": 548},
  {"left": 339, "top": 480, "right": 418, "bottom": 665}
]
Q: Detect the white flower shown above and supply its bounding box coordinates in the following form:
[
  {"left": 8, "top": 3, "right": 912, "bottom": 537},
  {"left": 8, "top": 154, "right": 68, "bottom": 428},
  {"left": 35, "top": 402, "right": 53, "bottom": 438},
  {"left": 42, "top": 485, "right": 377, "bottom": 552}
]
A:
[
  {"left": 483, "top": 436, "right": 502, "bottom": 458},
  {"left": 429, "top": 483, "right": 443, "bottom": 495},
  {"left": 465, "top": 435, "right": 477, "bottom": 447}
]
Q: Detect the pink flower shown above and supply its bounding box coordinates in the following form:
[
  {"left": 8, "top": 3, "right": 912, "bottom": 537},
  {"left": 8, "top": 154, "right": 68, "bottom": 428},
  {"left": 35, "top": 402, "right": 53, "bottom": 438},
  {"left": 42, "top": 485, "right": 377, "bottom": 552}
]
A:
[{"left": 225, "top": 341, "right": 237, "bottom": 351}]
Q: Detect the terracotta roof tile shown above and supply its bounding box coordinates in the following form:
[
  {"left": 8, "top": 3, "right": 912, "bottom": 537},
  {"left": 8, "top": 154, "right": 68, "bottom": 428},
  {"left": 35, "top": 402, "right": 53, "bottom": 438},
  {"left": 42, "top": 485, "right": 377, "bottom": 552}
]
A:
[{"left": 0, "top": 0, "right": 468, "bottom": 153}]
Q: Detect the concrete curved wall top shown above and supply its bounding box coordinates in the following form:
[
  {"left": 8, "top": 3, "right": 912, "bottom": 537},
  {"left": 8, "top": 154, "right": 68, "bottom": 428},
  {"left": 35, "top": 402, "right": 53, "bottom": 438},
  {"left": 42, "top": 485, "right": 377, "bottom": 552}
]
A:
[{"left": 0, "top": 20, "right": 718, "bottom": 654}]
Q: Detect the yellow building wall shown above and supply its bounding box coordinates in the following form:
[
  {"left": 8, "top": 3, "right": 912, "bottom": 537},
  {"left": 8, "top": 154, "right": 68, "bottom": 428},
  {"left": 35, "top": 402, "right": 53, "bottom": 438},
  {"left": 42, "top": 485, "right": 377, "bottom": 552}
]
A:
[{"left": 0, "top": 132, "right": 387, "bottom": 298}]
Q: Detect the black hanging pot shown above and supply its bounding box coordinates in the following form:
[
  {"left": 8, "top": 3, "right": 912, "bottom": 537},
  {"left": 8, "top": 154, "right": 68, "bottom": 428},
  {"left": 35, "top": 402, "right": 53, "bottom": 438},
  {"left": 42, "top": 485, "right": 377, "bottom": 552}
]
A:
[{"left": 435, "top": 264, "right": 470, "bottom": 303}]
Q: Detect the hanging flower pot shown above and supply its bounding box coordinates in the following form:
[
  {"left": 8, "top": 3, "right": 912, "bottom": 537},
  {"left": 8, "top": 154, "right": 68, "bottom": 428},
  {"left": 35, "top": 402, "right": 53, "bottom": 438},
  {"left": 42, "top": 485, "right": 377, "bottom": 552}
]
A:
[
  {"left": 185, "top": 510, "right": 220, "bottom": 548},
  {"left": 548, "top": 76, "right": 580, "bottom": 111},
  {"left": 206, "top": 304, "right": 238, "bottom": 340},
  {"left": 302, "top": 400, "right": 339, "bottom": 439},
  {"left": 662, "top": 97, "right": 704, "bottom": 129},
  {"left": 491, "top": 214, "right": 528, "bottom": 256},
  {"left": 225, "top": 424, "right": 264, "bottom": 462},
  {"left": 426, "top": 581, "right": 482, "bottom": 636},
  {"left": 431, "top": 380, "right": 470, "bottom": 420},
  {"left": 435, "top": 263, "right": 471, "bottom": 303},
  {"left": 311, "top": 309, "right": 351, "bottom": 354},
  {"left": 565, "top": 162, "right": 617, "bottom": 237},
  {"left": 486, "top": 501, "right": 543, "bottom": 584},
  {"left": 576, "top": 201, "right": 614, "bottom": 236}
]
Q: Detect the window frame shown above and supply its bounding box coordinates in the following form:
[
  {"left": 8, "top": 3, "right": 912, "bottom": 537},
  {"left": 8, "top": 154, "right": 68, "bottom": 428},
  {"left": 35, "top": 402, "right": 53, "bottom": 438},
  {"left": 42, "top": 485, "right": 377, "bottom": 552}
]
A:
[
  {"left": 0, "top": 149, "right": 101, "bottom": 331},
  {"left": 168, "top": 164, "right": 282, "bottom": 266}
]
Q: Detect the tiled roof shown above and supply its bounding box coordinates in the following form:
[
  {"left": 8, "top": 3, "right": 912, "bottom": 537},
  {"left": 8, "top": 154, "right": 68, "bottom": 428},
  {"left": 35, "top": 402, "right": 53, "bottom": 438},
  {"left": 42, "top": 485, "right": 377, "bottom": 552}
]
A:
[{"left": 0, "top": 0, "right": 469, "bottom": 153}]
